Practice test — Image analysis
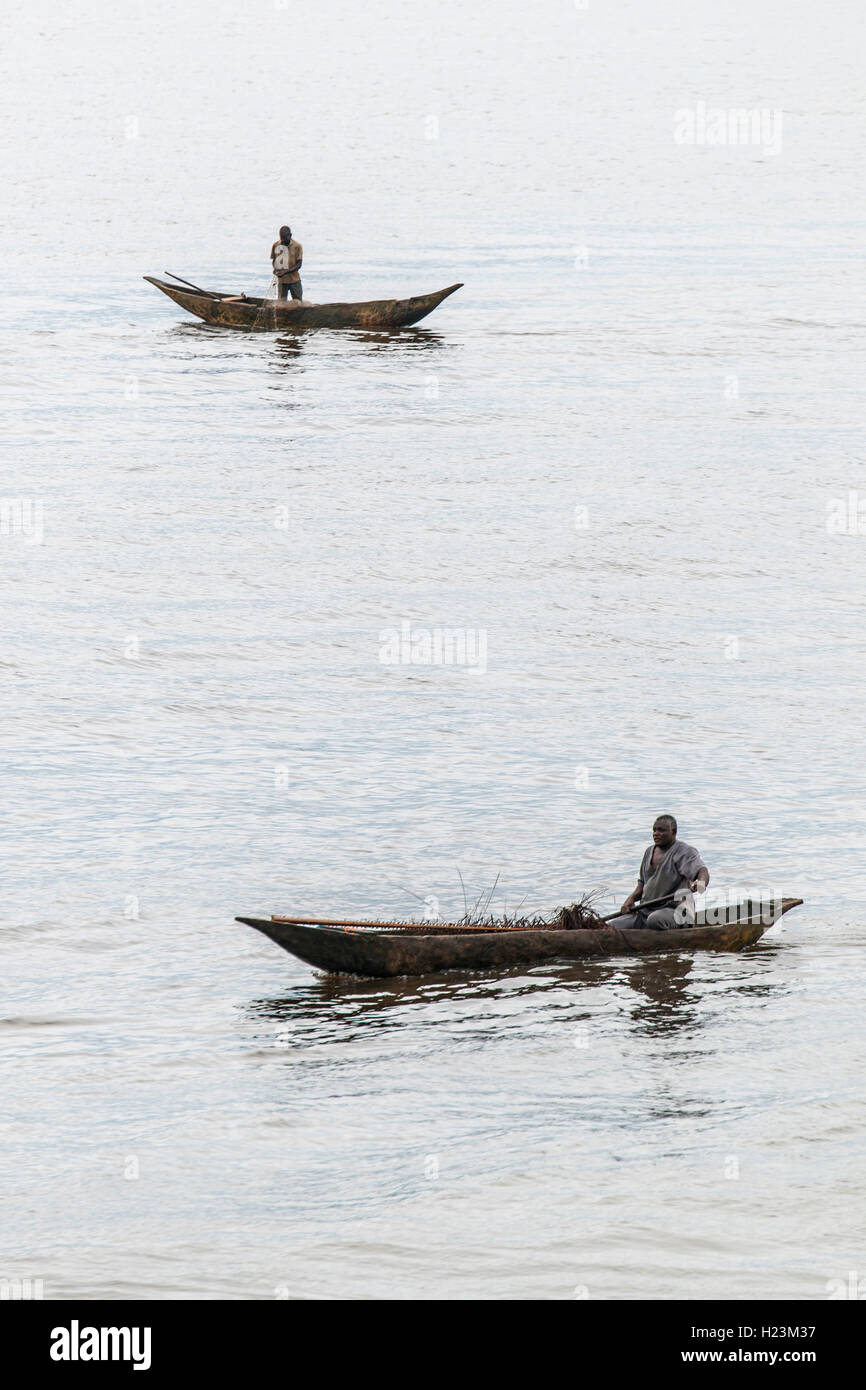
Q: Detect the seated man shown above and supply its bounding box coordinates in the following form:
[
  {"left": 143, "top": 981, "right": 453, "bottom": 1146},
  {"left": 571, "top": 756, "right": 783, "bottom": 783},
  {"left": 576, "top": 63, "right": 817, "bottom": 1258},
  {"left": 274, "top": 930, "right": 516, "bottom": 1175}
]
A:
[{"left": 607, "top": 815, "right": 709, "bottom": 930}]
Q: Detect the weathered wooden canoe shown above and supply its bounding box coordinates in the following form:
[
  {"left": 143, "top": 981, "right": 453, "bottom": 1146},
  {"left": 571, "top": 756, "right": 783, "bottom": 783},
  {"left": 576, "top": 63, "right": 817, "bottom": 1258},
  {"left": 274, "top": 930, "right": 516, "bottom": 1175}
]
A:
[
  {"left": 237, "top": 898, "right": 802, "bottom": 978},
  {"left": 144, "top": 276, "right": 463, "bottom": 330}
]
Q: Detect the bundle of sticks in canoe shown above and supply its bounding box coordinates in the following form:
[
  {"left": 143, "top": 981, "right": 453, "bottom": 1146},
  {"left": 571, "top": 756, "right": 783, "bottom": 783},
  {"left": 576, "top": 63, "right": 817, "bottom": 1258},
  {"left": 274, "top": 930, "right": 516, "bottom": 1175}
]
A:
[{"left": 272, "top": 894, "right": 621, "bottom": 935}]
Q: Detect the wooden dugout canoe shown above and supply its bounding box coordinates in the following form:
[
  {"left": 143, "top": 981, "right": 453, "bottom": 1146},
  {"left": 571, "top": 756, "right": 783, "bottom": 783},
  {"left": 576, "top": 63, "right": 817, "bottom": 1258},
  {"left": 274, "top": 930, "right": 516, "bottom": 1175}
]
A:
[
  {"left": 237, "top": 898, "right": 803, "bottom": 979},
  {"left": 144, "top": 276, "right": 463, "bottom": 330}
]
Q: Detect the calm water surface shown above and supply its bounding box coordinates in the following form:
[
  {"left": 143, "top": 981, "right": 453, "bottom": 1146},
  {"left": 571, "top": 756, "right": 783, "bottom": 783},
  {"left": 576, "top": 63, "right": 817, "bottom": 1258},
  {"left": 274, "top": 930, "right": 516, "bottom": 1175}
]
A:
[{"left": 1, "top": 0, "right": 865, "bottom": 1298}]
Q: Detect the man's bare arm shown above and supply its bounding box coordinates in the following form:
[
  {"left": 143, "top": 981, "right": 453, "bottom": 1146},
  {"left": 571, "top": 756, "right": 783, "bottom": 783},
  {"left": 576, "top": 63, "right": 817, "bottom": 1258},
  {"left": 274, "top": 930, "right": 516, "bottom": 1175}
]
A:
[{"left": 620, "top": 881, "right": 643, "bottom": 913}]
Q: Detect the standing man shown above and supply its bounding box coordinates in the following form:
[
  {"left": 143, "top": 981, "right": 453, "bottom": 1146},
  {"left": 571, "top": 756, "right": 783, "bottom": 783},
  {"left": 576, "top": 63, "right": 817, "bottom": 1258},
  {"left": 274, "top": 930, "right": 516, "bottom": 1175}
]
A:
[
  {"left": 270, "top": 225, "right": 303, "bottom": 301},
  {"left": 607, "top": 815, "right": 709, "bottom": 930}
]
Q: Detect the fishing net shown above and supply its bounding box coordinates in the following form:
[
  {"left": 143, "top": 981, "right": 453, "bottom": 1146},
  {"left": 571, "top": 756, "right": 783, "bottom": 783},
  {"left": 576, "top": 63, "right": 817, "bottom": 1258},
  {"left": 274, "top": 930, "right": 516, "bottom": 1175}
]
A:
[
  {"left": 249, "top": 276, "right": 315, "bottom": 326},
  {"left": 251, "top": 276, "right": 279, "bottom": 329}
]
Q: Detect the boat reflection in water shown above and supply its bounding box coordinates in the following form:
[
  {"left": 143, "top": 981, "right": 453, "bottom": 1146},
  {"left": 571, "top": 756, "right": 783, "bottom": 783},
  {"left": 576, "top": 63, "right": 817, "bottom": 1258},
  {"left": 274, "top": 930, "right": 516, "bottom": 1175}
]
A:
[
  {"left": 242, "top": 938, "right": 788, "bottom": 1048},
  {"left": 268, "top": 324, "right": 447, "bottom": 367}
]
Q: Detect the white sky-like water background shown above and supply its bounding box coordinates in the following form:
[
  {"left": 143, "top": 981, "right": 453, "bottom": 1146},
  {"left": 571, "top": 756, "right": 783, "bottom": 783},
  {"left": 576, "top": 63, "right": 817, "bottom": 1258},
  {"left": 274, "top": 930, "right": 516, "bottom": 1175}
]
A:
[{"left": 1, "top": 0, "right": 865, "bottom": 1298}]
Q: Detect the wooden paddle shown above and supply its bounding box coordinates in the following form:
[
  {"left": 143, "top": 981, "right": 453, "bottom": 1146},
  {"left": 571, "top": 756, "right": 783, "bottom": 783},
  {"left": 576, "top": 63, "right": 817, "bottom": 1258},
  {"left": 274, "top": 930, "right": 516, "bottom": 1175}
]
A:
[
  {"left": 271, "top": 913, "right": 438, "bottom": 928},
  {"left": 271, "top": 896, "right": 679, "bottom": 932},
  {"left": 165, "top": 271, "right": 222, "bottom": 300},
  {"left": 271, "top": 906, "right": 656, "bottom": 928},
  {"left": 602, "top": 892, "right": 679, "bottom": 923}
]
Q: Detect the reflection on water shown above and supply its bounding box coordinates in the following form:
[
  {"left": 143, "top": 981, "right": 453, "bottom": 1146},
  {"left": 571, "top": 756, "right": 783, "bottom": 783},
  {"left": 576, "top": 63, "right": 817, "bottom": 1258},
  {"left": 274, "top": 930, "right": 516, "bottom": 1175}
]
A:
[
  {"left": 268, "top": 326, "right": 447, "bottom": 353},
  {"left": 242, "top": 942, "right": 788, "bottom": 1046},
  {"left": 271, "top": 335, "right": 306, "bottom": 367},
  {"left": 341, "top": 327, "right": 449, "bottom": 351}
]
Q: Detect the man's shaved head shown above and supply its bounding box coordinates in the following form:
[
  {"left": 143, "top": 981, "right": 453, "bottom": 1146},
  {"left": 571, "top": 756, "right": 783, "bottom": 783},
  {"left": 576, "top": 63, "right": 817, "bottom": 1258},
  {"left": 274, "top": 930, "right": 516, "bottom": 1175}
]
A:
[{"left": 654, "top": 814, "right": 677, "bottom": 834}]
